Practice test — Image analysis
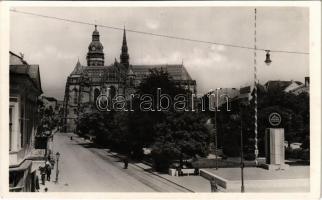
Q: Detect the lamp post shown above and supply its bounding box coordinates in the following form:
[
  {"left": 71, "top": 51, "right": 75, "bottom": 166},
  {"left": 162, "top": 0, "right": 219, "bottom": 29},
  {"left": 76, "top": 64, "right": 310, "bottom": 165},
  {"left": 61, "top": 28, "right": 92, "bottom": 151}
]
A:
[
  {"left": 240, "top": 103, "right": 245, "bottom": 193},
  {"left": 55, "top": 152, "right": 60, "bottom": 183},
  {"left": 214, "top": 103, "right": 218, "bottom": 170},
  {"left": 214, "top": 87, "right": 223, "bottom": 170}
]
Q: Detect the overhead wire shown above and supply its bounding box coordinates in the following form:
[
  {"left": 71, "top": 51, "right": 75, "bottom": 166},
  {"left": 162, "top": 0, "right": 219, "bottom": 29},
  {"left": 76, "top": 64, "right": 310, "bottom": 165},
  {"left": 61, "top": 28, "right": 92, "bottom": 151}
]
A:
[{"left": 10, "top": 9, "right": 309, "bottom": 55}]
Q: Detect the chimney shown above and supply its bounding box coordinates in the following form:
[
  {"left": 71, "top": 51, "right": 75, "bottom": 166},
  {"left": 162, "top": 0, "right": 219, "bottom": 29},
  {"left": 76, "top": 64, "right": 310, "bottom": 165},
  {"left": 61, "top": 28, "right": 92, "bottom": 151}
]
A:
[{"left": 305, "top": 77, "right": 309, "bottom": 87}]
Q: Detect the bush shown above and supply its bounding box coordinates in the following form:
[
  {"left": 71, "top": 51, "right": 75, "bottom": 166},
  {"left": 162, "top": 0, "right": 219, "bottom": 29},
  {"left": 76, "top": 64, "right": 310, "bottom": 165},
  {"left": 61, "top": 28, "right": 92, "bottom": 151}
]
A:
[
  {"left": 285, "top": 147, "right": 309, "bottom": 160},
  {"left": 151, "top": 150, "right": 172, "bottom": 172},
  {"left": 299, "top": 149, "right": 310, "bottom": 161}
]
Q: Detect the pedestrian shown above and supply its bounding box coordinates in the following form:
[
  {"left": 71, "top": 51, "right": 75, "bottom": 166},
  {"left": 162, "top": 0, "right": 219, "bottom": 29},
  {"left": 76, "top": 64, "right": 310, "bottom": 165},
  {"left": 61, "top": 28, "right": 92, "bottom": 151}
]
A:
[
  {"left": 50, "top": 156, "right": 55, "bottom": 168},
  {"left": 39, "top": 166, "right": 46, "bottom": 185},
  {"left": 177, "top": 166, "right": 183, "bottom": 177},
  {"left": 70, "top": 136, "right": 73, "bottom": 140},
  {"left": 45, "top": 160, "right": 52, "bottom": 181},
  {"left": 47, "top": 153, "right": 51, "bottom": 162},
  {"left": 35, "top": 175, "right": 40, "bottom": 192},
  {"left": 123, "top": 156, "right": 128, "bottom": 169},
  {"left": 210, "top": 177, "right": 218, "bottom": 192},
  {"left": 194, "top": 167, "right": 199, "bottom": 175},
  {"left": 44, "top": 187, "right": 48, "bottom": 192}
]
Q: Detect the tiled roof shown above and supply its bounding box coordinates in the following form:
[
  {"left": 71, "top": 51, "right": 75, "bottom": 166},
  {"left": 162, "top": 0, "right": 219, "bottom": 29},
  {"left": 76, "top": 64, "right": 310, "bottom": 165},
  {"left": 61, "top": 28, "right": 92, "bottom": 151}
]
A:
[
  {"left": 131, "top": 64, "right": 193, "bottom": 81},
  {"left": 10, "top": 51, "right": 42, "bottom": 93},
  {"left": 9, "top": 51, "right": 28, "bottom": 65},
  {"left": 265, "top": 80, "right": 302, "bottom": 91}
]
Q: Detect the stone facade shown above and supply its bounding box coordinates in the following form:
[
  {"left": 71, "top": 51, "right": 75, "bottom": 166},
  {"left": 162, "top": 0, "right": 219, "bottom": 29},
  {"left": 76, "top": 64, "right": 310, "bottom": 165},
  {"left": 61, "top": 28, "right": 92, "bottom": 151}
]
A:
[{"left": 63, "top": 26, "right": 197, "bottom": 132}]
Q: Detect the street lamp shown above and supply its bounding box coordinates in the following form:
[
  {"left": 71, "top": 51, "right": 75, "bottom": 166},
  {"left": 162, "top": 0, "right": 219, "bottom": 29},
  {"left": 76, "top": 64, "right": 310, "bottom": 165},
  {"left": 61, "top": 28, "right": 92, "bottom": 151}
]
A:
[
  {"left": 264, "top": 50, "right": 272, "bottom": 65},
  {"left": 230, "top": 112, "right": 244, "bottom": 193},
  {"left": 55, "top": 152, "right": 60, "bottom": 183}
]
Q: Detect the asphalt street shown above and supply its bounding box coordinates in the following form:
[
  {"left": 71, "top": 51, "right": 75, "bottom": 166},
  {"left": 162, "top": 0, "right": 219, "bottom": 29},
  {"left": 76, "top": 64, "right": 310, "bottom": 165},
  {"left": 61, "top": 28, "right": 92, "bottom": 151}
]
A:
[{"left": 50, "top": 132, "right": 191, "bottom": 192}]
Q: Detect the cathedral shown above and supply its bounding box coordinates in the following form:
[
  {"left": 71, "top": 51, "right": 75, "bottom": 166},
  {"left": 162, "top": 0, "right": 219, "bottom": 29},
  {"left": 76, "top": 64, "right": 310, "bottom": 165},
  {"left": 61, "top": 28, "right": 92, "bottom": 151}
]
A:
[{"left": 63, "top": 25, "right": 197, "bottom": 132}]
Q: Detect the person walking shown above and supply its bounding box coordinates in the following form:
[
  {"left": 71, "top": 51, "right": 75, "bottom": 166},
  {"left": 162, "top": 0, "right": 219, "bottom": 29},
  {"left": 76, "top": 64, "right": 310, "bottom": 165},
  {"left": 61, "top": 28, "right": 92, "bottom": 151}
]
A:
[
  {"left": 35, "top": 175, "right": 40, "bottom": 192},
  {"left": 45, "top": 160, "right": 52, "bottom": 181},
  {"left": 210, "top": 177, "right": 218, "bottom": 192},
  {"left": 123, "top": 156, "right": 128, "bottom": 169},
  {"left": 39, "top": 166, "right": 46, "bottom": 185}
]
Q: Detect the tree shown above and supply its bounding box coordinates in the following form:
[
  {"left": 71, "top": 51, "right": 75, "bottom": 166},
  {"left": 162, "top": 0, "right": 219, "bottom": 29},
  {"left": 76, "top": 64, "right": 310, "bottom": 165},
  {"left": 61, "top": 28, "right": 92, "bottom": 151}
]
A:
[
  {"left": 37, "top": 100, "right": 58, "bottom": 136},
  {"left": 212, "top": 83, "right": 309, "bottom": 158},
  {"left": 129, "top": 68, "right": 192, "bottom": 159},
  {"left": 151, "top": 112, "right": 210, "bottom": 171}
]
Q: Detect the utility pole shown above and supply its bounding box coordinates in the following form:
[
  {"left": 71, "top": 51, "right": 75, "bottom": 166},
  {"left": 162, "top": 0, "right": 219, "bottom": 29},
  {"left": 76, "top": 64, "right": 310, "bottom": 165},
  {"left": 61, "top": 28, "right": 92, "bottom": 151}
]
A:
[
  {"left": 254, "top": 8, "right": 259, "bottom": 166},
  {"left": 240, "top": 103, "right": 245, "bottom": 193},
  {"left": 214, "top": 105, "right": 218, "bottom": 170}
]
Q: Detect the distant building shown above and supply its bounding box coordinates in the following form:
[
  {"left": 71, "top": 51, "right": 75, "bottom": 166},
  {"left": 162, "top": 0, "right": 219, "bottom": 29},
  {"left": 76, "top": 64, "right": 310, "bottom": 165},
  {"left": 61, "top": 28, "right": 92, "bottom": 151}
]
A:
[
  {"left": 238, "top": 86, "right": 251, "bottom": 105},
  {"left": 9, "top": 51, "right": 42, "bottom": 192},
  {"left": 288, "top": 77, "right": 309, "bottom": 95},
  {"left": 264, "top": 77, "right": 309, "bottom": 95},
  {"left": 265, "top": 80, "right": 302, "bottom": 92},
  {"left": 197, "top": 88, "right": 239, "bottom": 111},
  {"left": 63, "top": 26, "right": 196, "bottom": 132},
  {"left": 41, "top": 96, "right": 57, "bottom": 110}
]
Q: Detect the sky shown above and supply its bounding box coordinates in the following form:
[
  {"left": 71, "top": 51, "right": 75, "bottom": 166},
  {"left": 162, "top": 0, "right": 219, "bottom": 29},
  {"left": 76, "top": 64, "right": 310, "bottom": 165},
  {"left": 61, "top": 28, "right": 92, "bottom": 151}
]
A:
[{"left": 10, "top": 7, "right": 309, "bottom": 100}]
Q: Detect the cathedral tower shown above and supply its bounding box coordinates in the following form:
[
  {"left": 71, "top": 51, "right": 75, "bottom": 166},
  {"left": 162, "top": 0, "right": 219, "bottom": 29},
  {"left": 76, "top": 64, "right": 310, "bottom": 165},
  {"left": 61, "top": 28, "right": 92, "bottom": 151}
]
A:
[
  {"left": 87, "top": 25, "right": 105, "bottom": 66},
  {"left": 120, "top": 28, "right": 129, "bottom": 68}
]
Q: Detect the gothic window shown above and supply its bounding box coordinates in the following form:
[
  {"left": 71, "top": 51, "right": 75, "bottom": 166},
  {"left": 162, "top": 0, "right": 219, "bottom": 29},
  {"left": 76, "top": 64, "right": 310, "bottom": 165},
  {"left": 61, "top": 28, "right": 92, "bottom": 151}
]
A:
[
  {"left": 110, "top": 86, "right": 116, "bottom": 99},
  {"left": 72, "top": 88, "right": 78, "bottom": 104},
  {"left": 94, "top": 88, "right": 100, "bottom": 103}
]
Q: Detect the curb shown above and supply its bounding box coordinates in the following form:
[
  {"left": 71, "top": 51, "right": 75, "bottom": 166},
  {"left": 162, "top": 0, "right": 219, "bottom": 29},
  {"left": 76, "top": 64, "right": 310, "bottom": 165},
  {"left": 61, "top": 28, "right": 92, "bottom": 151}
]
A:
[{"left": 131, "top": 162, "right": 195, "bottom": 193}]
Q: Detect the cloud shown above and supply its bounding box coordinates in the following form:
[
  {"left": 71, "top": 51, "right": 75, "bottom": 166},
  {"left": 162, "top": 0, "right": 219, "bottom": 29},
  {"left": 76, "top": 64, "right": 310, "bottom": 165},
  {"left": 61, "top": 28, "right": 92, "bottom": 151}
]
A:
[
  {"left": 210, "top": 44, "right": 226, "bottom": 52},
  {"left": 145, "top": 19, "right": 160, "bottom": 30},
  {"left": 9, "top": 7, "right": 308, "bottom": 99}
]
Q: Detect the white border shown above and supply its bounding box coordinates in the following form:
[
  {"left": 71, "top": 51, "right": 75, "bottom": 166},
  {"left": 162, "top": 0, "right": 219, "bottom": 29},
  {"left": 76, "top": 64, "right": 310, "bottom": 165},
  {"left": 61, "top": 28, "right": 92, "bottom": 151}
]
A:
[{"left": 0, "top": 1, "right": 320, "bottom": 200}]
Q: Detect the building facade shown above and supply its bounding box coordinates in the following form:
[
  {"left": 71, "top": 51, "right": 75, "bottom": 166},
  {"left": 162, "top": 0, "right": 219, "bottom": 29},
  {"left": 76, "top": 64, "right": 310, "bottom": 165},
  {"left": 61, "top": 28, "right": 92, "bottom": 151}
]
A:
[
  {"left": 9, "top": 51, "right": 43, "bottom": 192},
  {"left": 63, "top": 26, "right": 197, "bottom": 132}
]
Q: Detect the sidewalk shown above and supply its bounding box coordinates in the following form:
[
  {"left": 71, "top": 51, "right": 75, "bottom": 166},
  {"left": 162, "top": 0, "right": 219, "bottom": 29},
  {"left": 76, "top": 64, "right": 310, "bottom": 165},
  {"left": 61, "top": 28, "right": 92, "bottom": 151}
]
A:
[{"left": 34, "top": 161, "right": 67, "bottom": 192}]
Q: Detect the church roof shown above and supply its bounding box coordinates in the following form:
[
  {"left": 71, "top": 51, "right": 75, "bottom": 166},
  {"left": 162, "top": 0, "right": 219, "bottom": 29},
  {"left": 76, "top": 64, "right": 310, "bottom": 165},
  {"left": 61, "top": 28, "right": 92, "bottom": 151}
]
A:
[
  {"left": 131, "top": 64, "right": 193, "bottom": 81},
  {"left": 71, "top": 59, "right": 85, "bottom": 75}
]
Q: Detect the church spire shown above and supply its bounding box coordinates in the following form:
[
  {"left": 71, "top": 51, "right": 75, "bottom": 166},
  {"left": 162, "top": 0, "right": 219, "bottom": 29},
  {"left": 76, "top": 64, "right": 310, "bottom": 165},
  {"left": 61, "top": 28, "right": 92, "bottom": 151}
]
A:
[
  {"left": 87, "top": 25, "right": 105, "bottom": 66},
  {"left": 120, "top": 27, "right": 129, "bottom": 68}
]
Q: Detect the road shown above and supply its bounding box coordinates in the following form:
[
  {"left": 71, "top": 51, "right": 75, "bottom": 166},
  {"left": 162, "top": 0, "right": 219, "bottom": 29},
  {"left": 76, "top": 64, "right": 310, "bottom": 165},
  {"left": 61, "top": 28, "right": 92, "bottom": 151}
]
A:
[{"left": 49, "top": 132, "right": 191, "bottom": 192}]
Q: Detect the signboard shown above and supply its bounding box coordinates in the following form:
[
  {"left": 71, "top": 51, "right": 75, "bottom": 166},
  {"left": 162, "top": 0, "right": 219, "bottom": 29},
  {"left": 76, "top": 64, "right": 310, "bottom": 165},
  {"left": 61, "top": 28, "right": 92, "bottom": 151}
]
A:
[{"left": 269, "top": 112, "right": 282, "bottom": 126}]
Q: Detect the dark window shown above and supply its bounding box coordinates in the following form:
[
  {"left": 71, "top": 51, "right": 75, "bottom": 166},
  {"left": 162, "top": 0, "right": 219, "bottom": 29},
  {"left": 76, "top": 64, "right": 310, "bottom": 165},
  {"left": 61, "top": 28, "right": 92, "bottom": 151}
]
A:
[
  {"left": 110, "top": 86, "right": 116, "bottom": 99},
  {"left": 94, "top": 88, "right": 100, "bottom": 103}
]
